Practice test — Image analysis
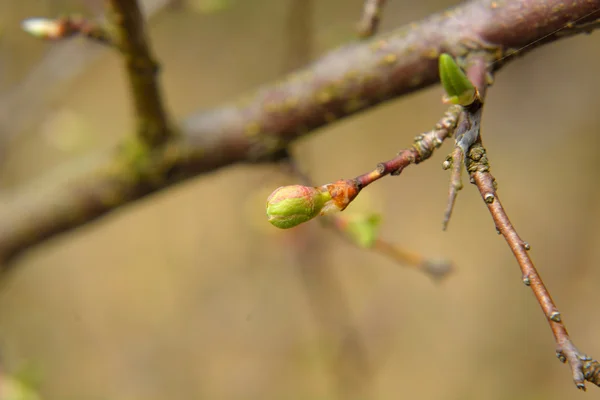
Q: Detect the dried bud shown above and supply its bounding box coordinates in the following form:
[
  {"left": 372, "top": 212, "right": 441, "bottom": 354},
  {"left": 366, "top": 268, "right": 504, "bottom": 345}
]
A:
[
  {"left": 438, "top": 53, "right": 476, "bottom": 106},
  {"left": 322, "top": 179, "right": 360, "bottom": 213},
  {"left": 266, "top": 185, "right": 331, "bottom": 229},
  {"left": 21, "top": 18, "right": 65, "bottom": 40}
]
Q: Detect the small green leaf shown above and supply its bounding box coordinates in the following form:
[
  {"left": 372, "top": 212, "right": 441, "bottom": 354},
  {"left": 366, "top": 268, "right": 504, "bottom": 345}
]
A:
[
  {"left": 0, "top": 375, "right": 41, "bottom": 400},
  {"left": 344, "top": 213, "right": 382, "bottom": 248},
  {"left": 439, "top": 53, "right": 476, "bottom": 106}
]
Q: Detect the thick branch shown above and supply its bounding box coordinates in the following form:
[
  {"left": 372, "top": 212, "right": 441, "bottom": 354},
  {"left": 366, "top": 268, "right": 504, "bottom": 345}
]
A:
[
  {"left": 1, "top": 0, "right": 599, "bottom": 263},
  {"left": 107, "top": 0, "right": 172, "bottom": 146}
]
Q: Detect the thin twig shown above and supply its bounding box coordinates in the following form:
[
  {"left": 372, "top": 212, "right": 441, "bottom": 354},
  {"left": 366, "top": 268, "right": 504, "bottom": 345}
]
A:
[
  {"left": 352, "top": 105, "right": 461, "bottom": 189},
  {"left": 462, "top": 55, "right": 600, "bottom": 390},
  {"left": 441, "top": 81, "right": 485, "bottom": 229},
  {"left": 327, "top": 216, "right": 454, "bottom": 281},
  {"left": 373, "top": 239, "right": 453, "bottom": 280},
  {"left": 357, "top": 0, "right": 387, "bottom": 38},
  {"left": 0, "top": 0, "right": 175, "bottom": 169},
  {"left": 21, "top": 15, "right": 112, "bottom": 45},
  {"left": 469, "top": 146, "right": 600, "bottom": 390},
  {"left": 441, "top": 145, "right": 464, "bottom": 230},
  {"left": 107, "top": 0, "right": 172, "bottom": 146}
]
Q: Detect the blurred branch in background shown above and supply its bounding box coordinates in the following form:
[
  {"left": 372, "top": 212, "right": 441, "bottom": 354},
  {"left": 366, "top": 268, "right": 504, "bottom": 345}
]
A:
[
  {"left": 1, "top": 0, "right": 598, "bottom": 264},
  {"left": 21, "top": 15, "right": 111, "bottom": 44},
  {"left": 357, "top": 0, "right": 386, "bottom": 38},
  {"left": 281, "top": 2, "right": 372, "bottom": 398},
  {"left": 0, "top": 0, "right": 174, "bottom": 164}
]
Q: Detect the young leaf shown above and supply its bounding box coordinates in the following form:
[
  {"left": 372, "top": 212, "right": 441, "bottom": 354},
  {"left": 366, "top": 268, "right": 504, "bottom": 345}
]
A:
[
  {"left": 344, "top": 213, "right": 382, "bottom": 248},
  {"left": 438, "top": 53, "right": 476, "bottom": 106}
]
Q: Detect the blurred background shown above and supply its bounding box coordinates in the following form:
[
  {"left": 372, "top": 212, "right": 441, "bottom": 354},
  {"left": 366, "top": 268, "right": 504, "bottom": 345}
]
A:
[{"left": 0, "top": 0, "right": 599, "bottom": 399}]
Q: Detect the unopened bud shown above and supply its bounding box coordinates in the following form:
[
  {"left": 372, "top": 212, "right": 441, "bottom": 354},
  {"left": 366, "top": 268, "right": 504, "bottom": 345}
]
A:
[
  {"left": 266, "top": 180, "right": 361, "bottom": 229},
  {"left": 21, "top": 18, "right": 65, "bottom": 39},
  {"left": 439, "top": 53, "right": 476, "bottom": 106},
  {"left": 266, "top": 185, "right": 331, "bottom": 229}
]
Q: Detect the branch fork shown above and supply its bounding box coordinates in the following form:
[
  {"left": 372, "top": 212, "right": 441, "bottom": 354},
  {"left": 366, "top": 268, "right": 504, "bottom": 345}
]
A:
[{"left": 273, "top": 49, "right": 600, "bottom": 390}]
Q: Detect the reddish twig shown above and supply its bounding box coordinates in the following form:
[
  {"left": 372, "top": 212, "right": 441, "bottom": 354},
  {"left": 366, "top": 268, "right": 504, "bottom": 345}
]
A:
[
  {"left": 284, "top": 150, "right": 454, "bottom": 282},
  {"left": 461, "top": 55, "right": 600, "bottom": 390},
  {"left": 353, "top": 104, "right": 462, "bottom": 189},
  {"left": 357, "top": 0, "right": 387, "bottom": 38},
  {"left": 469, "top": 147, "right": 600, "bottom": 389}
]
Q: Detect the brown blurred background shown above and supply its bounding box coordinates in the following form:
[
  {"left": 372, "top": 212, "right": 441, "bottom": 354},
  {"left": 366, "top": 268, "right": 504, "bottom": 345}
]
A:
[{"left": 0, "top": 0, "right": 599, "bottom": 399}]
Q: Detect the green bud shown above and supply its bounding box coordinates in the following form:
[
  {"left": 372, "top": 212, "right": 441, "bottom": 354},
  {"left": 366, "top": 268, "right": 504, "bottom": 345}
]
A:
[
  {"left": 439, "top": 53, "right": 476, "bottom": 106},
  {"left": 266, "top": 185, "right": 331, "bottom": 229},
  {"left": 344, "top": 213, "right": 382, "bottom": 248}
]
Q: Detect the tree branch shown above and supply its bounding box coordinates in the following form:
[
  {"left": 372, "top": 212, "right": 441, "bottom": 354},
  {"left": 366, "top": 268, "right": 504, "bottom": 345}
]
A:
[
  {"left": 0, "top": 0, "right": 175, "bottom": 164},
  {"left": 1, "top": 0, "right": 599, "bottom": 264},
  {"left": 458, "top": 54, "right": 600, "bottom": 390},
  {"left": 471, "top": 160, "right": 600, "bottom": 389},
  {"left": 107, "top": 0, "right": 173, "bottom": 146}
]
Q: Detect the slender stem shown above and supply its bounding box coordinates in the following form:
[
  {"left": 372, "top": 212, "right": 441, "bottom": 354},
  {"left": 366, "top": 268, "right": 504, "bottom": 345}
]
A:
[
  {"left": 354, "top": 105, "right": 462, "bottom": 189},
  {"left": 462, "top": 55, "right": 600, "bottom": 389},
  {"left": 471, "top": 160, "right": 600, "bottom": 389},
  {"left": 66, "top": 16, "right": 112, "bottom": 45},
  {"left": 372, "top": 239, "right": 453, "bottom": 280},
  {"left": 442, "top": 145, "right": 464, "bottom": 230}
]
